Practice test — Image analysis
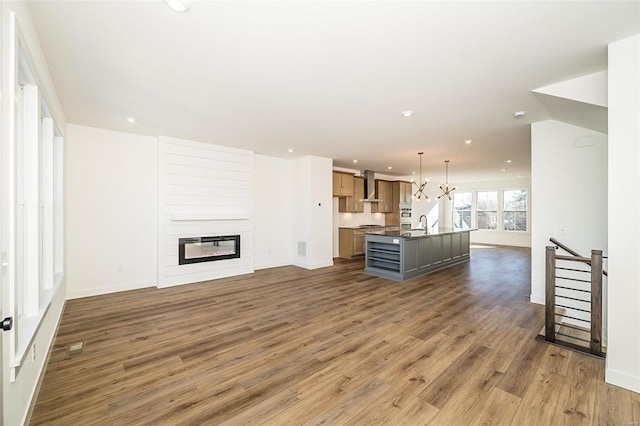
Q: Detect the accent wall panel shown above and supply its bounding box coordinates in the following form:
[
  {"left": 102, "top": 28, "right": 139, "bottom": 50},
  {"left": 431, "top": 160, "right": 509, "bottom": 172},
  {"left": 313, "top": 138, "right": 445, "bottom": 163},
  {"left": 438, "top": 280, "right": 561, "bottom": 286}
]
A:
[{"left": 158, "top": 136, "right": 254, "bottom": 287}]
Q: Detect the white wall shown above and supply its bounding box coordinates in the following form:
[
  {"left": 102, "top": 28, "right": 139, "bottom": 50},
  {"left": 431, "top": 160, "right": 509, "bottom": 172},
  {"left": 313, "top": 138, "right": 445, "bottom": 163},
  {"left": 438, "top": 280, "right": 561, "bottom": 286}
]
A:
[
  {"left": 66, "top": 125, "right": 157, "bottom": 298},
  {"left": 254, "top": 154, "right": 293, "bottom": 269},
  {"left": 1, "top": 2, "right": 67, "bottom": 425},
  {"left": 606, "top": 34, "right": 640, "bottom": 393},
  {"left": 530, "top": 120, "right": 608, "bottom": 346},
  {"left": 157, "top": 136, "right": 254, "bottom": 287},
  {"left": 530, "top": 120, "right": 608, "bottom": 306},
  {"left": 293, "top": 156, "right": 333, "bottom": 269}
]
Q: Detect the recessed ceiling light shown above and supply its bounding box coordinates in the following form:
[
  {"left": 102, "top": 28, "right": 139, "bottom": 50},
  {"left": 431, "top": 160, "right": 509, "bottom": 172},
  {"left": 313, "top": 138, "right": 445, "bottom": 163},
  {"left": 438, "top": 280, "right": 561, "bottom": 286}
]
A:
[
  {"left": 518, "top": 174, "right": 523, "bottom": 178},
  {"left": 501, "top": 168, "right": 507, "bottom": 172},
  {"left": 126, "top": 117, "right": 135, "bottom": 123},
  {"left": 352, "top": 159, "right": 358, "bottom": 164},
  {"left": 412, "top": 171, "right": 416, "bottom": 175},
  {"left": 472, "top": 175, "right": 477, "bottom": 178},
  {"left": 387, "top": 166, "right": 393, "bottom": 170},
  {"left": 506, "top": 159, "right": 512, "bottom": 163},
  {"left": 288, "top": 148, "right": 294, "bottom": 153},
  {"left": 401, "top": 110, "right": 414, "bottom": 117},
  {"left": 513, "top": 111, "right": 526, "bottom": 119},
  {"left": 464, "top": 139, "right": 472, "bottom": 145},
  {"left": 164, "top": 0, "right": 190, "bottom": 12}
]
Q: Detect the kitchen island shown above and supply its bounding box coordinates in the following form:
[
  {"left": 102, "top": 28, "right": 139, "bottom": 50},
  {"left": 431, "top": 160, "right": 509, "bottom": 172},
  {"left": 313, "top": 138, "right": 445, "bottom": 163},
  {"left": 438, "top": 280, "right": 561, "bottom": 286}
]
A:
[{"left": 364, "top": 228, "right": 475, "bottom": 281}]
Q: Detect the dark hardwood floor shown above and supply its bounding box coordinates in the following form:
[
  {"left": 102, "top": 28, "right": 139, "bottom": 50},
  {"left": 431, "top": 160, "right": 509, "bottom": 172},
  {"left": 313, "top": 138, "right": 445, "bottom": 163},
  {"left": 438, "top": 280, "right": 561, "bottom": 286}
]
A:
[{"left": 31, "top": 247, "right": 640, "bottom": 425}]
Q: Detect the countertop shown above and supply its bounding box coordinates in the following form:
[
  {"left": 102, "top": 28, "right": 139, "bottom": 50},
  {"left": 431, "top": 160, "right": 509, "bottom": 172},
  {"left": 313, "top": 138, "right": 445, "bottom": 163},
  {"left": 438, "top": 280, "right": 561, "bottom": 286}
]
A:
[
  {"left": 366, "top": 228, "right": 477, "bottom": 238},
  {"left": 339, "top": 225, "right": 391, "bottom": 230}
]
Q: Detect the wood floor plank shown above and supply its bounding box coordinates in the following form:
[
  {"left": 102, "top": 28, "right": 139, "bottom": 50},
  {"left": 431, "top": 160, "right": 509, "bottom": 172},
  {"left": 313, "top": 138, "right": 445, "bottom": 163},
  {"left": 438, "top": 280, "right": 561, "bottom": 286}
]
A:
[
  {"left": 469, "top": 387, "right": 522, "bottom": 426},
  {"left": 495, "top": 336, "right": 548, "bottom": 398},
  {"left": 551, "top": 351, "right": 600, "bottom": 425},
  {"left": 509, "top": 369, "right": 566, "bottom": 425},
  {"left": 593, "top": 375, "right": 636, "bottom": 425},
  {"left": 30, "top": 247, "right": 639, "bottom": 425},
  {"left": 386, "top": 395, "right": 440, "bottom": 425}
]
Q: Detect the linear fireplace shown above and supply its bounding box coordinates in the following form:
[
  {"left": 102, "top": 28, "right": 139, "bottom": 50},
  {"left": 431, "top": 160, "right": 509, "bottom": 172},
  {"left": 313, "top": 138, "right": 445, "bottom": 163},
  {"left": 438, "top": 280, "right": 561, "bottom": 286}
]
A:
[{"left": 178, "top": 235, "right": 241, "bottom": 265}]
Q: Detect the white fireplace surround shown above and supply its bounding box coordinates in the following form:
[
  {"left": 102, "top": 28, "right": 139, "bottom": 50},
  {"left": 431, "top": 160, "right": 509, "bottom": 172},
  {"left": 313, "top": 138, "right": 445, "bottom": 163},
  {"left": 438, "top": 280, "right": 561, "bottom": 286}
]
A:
[{"left": 157, "top": 136, "right": 254, "bottom": 287}]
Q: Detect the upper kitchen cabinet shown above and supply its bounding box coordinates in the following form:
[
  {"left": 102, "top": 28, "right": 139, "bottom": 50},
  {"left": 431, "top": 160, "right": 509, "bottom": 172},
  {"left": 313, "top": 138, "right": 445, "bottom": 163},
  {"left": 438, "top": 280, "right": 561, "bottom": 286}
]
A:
[
  {"left": 371, "top": 179, "right": 392, "bottom": 213},
  {"left": 339, "top": 176, "right": 364, "bottom": 213},
  {"left": 333, "top": 171, "right": 354, "bottom": 197},
  {"left": 399, "top": 181, "right": 413, "bottom": 204}
]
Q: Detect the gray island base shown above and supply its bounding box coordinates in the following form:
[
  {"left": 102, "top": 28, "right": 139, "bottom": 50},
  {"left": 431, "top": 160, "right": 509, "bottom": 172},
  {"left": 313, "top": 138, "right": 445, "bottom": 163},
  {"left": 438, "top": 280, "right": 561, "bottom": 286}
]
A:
[{"left": 364, "top": 228, "right": 475, "bottom": 282}]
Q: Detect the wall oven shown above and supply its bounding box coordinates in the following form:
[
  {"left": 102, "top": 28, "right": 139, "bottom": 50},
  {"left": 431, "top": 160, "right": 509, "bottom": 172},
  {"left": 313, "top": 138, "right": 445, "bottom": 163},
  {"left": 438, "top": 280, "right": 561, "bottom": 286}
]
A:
[{"left": 400, "top": 205, "right": 412, "bottom": 230}]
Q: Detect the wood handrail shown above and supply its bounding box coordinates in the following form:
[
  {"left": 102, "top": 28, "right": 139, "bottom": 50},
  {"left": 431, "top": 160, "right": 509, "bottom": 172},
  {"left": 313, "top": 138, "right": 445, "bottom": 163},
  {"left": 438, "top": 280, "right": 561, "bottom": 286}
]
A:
[
  {"left": 555, "top": 254, "right": 592, "bottom": 263},
  {"left": 550, "top": 237, "right": 608, "bottom": 277}
]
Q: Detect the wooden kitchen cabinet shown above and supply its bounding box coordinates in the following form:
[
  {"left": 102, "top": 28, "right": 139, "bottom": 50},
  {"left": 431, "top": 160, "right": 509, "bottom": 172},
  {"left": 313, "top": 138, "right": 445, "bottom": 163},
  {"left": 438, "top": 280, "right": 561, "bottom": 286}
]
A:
[
  {"left": 371, "top": 179, "right": 392, "bottom": 213},
  {"left": 399, "top": 181, "right": 413, "bottom": 204},
  {"left": 339, "top": 227, "right": 386, "bottom": 259},
  {"left": 389, "top": 180, "right": 413, "bottom": 212},
  {"left": 339, "top": 228, "right": 364, "bottom": 258},
  {"left": 333, "top": 171, "right": 354, "bottom": 197},
  {"left": 339, "top": 176, "right": 364, "bottom": 213}
]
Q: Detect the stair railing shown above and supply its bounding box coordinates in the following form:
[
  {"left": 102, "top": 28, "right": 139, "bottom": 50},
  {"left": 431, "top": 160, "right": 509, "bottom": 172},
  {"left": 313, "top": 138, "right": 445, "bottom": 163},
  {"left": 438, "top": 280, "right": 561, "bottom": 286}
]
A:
[{"left": 544, "top": 238, "right": 606, "bottom": 357}]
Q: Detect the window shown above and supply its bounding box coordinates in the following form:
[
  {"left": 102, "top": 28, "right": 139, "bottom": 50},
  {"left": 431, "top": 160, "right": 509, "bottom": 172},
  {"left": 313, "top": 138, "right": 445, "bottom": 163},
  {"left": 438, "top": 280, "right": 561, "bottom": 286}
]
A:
[
  {"left": 504, "top": 190, "right": 528, "bottom": 231},
  {"left": 476, "top": 191, "right": 498, "bottom": 230},
  {"left": 453, "top": 192, "right": 472, "bottom": 228},
  {"left": 6, "top": 32, "right": 65, "bottom": 375}
]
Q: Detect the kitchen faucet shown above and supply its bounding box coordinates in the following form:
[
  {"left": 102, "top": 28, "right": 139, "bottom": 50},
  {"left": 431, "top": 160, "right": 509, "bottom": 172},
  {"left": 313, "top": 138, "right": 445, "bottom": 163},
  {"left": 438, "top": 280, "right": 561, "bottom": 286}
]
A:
[{"left": 417, "top": 215, "right": 427, "bottom": 230}]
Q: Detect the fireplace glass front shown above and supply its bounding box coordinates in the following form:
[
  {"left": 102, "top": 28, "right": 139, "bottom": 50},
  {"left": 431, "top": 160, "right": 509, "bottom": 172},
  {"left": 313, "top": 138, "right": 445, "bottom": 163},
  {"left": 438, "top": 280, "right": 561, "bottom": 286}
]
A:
[{"left": 178, "top": 235, "right": 241, "bottom": 265}]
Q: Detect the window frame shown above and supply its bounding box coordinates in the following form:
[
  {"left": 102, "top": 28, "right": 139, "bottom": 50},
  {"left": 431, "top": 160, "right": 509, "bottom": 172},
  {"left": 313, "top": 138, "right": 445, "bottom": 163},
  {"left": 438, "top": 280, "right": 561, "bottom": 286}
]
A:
[
  {"left": 503, "top": 189, "right": 528, "bottom": 232},
  {"left": 453, "top": 191, "right": 473, "bottom": 229},
  {"left": 476, "top": 190, "right": 499, "bottom": 231},
  {"left": 4, "top": 19, "right": 65, "bottom": 378}
]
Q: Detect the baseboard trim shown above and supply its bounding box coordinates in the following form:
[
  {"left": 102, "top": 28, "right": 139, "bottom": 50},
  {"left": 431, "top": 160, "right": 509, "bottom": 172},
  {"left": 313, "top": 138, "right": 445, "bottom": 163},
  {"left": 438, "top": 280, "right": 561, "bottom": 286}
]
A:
[
  {"left": 605, "top": 367, "right": 640, "bottom": 393},
  {"left": 254, "top": 261, "right": 292, "bottom": 271},
  {"left": 530, "top": 294, "right": 545, "bottom": 305},
  {"left": 66, "top": 281, "right": 155, "bottom": 299},
  {"left": 293, "top": 260, "right": 334, "bottom": 270}
]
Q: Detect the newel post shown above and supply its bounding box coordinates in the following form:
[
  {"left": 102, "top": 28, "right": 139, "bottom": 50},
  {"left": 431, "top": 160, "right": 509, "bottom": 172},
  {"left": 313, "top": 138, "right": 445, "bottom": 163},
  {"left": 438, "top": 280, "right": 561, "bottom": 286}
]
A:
[
  {"left": 590, "top": 249, "right": 603, "bottom": 357},
  {"left": 545, "top": 246, "right": 556, "bottom": 343}
]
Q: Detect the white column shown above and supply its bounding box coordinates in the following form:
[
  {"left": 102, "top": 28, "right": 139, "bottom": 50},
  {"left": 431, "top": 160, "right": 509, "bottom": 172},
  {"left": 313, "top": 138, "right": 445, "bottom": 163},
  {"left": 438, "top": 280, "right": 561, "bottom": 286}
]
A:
[
  {"left": 292, "top": 156, "right": 333, "bottom": 269},
  {"left": 606, "top": 34, "right": 640, "bottom": 393},
  {"left": 439, "top": 196, "right": 453, "bottom": 229}
]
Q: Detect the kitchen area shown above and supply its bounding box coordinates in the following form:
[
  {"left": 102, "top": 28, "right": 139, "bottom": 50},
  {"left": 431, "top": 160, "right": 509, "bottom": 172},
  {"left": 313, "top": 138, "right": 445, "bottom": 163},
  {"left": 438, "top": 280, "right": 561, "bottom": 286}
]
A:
[
  {"left": 333, "top": 169, "right": 474, "bottom": 281},
  {"left": 333, "top": 169, "right": 413, "bottom": 258}
]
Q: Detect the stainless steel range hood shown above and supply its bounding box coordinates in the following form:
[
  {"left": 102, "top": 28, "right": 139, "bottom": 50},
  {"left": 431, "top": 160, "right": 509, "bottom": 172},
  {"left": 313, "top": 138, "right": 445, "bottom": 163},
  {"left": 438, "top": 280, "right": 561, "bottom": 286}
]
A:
[{"left": 362, "top": 170, "right": 382, "bottom": 202}]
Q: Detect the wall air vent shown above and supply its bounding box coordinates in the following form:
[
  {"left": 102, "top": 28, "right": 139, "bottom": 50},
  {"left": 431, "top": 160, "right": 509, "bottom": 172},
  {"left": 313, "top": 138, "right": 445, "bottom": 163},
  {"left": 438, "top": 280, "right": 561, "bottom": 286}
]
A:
[{"left": 297, "top": 241, "right": 307, "bottom": 257}]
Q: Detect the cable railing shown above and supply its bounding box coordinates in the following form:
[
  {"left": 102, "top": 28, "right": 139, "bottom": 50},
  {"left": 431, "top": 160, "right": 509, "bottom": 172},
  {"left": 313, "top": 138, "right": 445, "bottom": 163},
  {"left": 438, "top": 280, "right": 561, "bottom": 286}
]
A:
[{"left": 541, "top": 238, "right": 606, "bottom": 358}]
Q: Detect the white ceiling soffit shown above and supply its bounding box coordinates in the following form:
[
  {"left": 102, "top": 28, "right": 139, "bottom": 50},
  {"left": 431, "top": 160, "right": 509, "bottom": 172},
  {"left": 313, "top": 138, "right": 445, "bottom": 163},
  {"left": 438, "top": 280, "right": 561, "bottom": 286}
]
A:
[
  {"left": 533, "top": 71, "right": 609, "bottom": 133},
  {"left": 533, "top": 93, "right": 608, "bottom": 134},
  {"left": 27, "top": 1, "right": 640, "bottom": 182},
  {"left": 533, "top": 71, "right": 608, "bottom": 108}
]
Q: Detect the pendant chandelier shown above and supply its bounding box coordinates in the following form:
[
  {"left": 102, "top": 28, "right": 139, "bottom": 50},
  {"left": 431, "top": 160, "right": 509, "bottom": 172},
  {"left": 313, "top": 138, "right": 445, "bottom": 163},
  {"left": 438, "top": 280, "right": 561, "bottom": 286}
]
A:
[
  {"left": 438, "top": 160, "right": 457, "bottom": 201},
  {"left": 411, "top": 152, "right": 430, "bottom": 202}
]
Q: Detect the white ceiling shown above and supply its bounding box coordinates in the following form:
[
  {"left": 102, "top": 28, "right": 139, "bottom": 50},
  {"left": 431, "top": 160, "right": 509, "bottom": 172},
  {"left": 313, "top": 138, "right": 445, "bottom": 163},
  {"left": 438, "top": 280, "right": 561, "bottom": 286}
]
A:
[{"left": 28, "top": 1, "right": 639, "bottom": 183}]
